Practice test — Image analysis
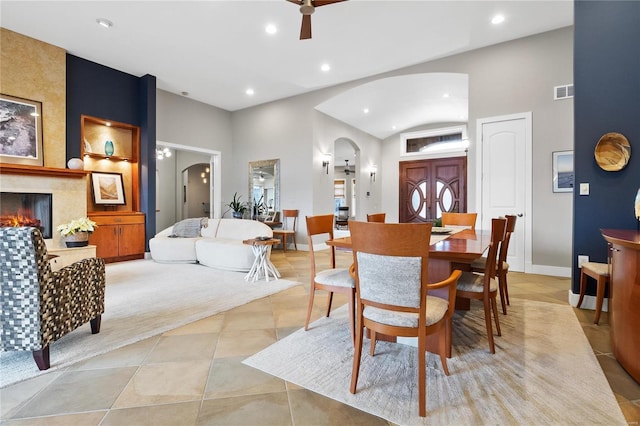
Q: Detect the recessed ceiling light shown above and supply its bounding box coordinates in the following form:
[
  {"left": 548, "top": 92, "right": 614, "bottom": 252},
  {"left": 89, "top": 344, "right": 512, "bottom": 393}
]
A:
[
  {"left": 96, "top": 18, "right": 113, "bottom": 28},
  {"left": 363, "top": 108, "right": 369, "bottom": 114},
  {"left": 265, "top": 24, "right": 277, "bottom": 35},
  {"left": 246, "top": 88, "right": 255, "bottom": 96},
  {"left": 391, "top": 125, "right": 397, "bottom": 130},
  {"left": 491, "top": 14, "right": 505, "bottom": 25},
  {"left": 321, "top": 63, "right": 331, "bottom": 72},
  {"left": 443, "top": 93, "right": 450, "bottom": 98}
]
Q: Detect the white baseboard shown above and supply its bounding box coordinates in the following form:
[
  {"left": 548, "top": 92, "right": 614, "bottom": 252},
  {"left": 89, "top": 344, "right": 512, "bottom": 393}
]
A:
[
  {"left": 527, "top": 263, "right": 571, "bottom": 278},
  {"left": 567, "top": 290, "right": 608, "bottom": 311}
]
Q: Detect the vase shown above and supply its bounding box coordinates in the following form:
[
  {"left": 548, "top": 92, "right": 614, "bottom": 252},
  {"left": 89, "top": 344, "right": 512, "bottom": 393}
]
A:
[
  {"left": 104, "top": 140, "right": 114, "bottom": 156},
  {"left": 65, "top": 231, "right": 89, "bottom": 248},
  {"left": 67, "top": 157, "right": 84, "bottom": 170},
  {"left": 232, "top": 211, "right": 243, "bottom": 219}
]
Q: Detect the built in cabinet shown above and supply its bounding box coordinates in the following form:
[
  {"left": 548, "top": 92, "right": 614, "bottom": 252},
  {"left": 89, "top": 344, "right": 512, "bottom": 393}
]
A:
[{"left": 81, "top": 115, "right": 145, "bottom": 262}]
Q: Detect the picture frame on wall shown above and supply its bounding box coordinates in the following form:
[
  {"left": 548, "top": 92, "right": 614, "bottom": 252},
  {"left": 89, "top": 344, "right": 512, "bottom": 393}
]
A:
[
  {"left": 552, "top": 150, "right": 574, "bottom": 193},
  {"left": 0, "top": 94, "right": 44, "bottom": 166},
  {"left": 91, "top": 172, "right": 126, "bottom": 205}
]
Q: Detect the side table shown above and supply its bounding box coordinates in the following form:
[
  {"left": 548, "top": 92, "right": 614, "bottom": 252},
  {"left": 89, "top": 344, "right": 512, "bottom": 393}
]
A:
[{"left": 243, "top": 238, "right": 281, "bottom": 282}]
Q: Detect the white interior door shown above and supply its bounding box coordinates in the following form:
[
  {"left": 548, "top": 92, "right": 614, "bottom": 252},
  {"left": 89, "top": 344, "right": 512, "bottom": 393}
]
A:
[{"left": 477, "top": 113, "right": 531, "bottom": 272}]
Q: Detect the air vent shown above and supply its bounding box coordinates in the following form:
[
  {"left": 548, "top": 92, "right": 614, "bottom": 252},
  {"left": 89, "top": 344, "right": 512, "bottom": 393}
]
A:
[{"left": 554, "top": 84, "right": 574, "bottom": 100}]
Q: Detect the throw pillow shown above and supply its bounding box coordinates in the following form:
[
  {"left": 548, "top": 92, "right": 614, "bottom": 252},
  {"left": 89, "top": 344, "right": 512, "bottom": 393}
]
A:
[{"left": 170, "top": 217, "right": 208, "bottom": 238}]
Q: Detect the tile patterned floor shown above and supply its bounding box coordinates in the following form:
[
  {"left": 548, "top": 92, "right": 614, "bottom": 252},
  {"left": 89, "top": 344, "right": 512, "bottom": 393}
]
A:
[{"left": 1, "top": 249, "right": 639, "bottom": 425}]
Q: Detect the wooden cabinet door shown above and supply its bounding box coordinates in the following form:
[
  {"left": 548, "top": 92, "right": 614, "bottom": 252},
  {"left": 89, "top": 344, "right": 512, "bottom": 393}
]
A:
[
  {"left": 89, "top": 225, "right": 119, "bottom": 259},
  {"left": 118, "top": 223, "right": 145, "bottom": 257}
]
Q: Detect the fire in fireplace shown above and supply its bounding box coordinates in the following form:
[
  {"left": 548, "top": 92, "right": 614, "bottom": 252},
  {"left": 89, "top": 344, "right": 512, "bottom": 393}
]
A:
[{"left": 0, "top": 192, "right": 53, "bottom": 239}]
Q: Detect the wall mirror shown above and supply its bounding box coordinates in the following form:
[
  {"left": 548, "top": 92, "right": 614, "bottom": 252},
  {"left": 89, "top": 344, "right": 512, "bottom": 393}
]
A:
[{"left": 248, "top": 159, "right": 280, "bottom": 220}]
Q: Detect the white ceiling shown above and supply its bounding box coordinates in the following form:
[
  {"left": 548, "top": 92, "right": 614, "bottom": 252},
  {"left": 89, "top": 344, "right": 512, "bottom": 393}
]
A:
[{"left": 1, "top": 1, "right": 573, "bottom": 138}]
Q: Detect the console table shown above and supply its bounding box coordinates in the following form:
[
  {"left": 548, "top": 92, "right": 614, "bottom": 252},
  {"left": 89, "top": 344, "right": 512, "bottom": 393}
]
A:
[
  {"left": 48, "top": 245, "right": 97, "bottom": 271},
  {"left": 601, "top": 229, "right": 640, "bottom": 384}
]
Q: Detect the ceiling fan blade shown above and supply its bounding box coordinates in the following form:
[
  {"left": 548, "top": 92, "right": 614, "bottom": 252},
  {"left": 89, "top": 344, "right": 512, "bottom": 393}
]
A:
[
  {"left": 285, "top": 0, "right": 303, "bottom": 5},
  {"left": 313, "top": 0, "right": 347, "bottom": 7},
  {"left": 300, "top": 14, "right": 312, "bottom": 40}
]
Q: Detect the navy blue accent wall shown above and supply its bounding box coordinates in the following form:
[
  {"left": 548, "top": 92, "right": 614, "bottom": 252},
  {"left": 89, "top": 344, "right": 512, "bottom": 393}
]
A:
[
  {"left": 139, "top": 74, "right": 157, "bottom": 251},
  {"left": 66, "top": 54, "right": 156, "bottom": 248},
  {"left": 573, "top": 1, "right": 640, "bottom": 295}
]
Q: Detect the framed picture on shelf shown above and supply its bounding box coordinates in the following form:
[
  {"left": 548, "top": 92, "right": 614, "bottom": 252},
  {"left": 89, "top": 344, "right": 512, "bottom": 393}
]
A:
[
  {"left": 552, "top": 150, "right": 574, "bottom": 193},
  {"left": 0, "top": 94, "right": 44, "bottom": 166},
  {"left": 91, "top": 172, "right": 126, "bottom": 205}
]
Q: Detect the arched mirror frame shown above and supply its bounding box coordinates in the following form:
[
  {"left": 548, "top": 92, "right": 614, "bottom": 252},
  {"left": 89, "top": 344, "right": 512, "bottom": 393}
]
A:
[{"left": 248, "top": 159, "right": 280, "bottom": 219}]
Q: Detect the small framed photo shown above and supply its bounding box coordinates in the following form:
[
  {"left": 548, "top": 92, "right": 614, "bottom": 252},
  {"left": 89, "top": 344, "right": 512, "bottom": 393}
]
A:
[
  {"left": 91, "top": 172, "right": 126, "bottom": 205},
  {"left": 0, "top": 94, "right": 44, "bottom": 166},
  {"left": 552, "top": 150, "right": 574, "bottom": 193}
]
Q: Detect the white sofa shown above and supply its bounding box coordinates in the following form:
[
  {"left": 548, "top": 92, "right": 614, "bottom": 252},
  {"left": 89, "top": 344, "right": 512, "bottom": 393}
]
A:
[{"left": 149, "top": 218, "right": 273, "bottom": 272}]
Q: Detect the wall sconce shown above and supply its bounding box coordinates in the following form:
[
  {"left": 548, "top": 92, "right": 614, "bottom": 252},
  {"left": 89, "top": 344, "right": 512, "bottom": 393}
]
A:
[
  {"left": 369, "top": 165, "right": 378, "bottom": 182},
  {"left": 321, "top": 153, "right": 331, "bottom": 174}
]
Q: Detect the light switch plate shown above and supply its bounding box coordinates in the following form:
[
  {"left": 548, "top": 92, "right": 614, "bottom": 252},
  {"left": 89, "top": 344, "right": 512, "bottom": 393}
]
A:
[
  {"left": 578, "top": 255, "right": 589, "bottom": 267},
  {"left": 579, "top": 183, "right": 590, "bottom": 195}
]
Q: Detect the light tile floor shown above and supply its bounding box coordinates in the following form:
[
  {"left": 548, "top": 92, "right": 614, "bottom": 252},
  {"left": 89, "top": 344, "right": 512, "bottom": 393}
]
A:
[{"left": 1, "top": 250, "right": 639, "bottom": 425}]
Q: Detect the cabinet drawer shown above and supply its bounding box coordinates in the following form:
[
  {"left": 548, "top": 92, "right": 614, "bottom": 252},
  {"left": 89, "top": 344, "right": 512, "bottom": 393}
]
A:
[{"left": 89, "top": 212, "right": 145, "bottom": 226}]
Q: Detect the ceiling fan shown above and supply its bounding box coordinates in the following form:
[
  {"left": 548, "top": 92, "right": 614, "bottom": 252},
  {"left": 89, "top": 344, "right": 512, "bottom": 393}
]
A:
[
  {"left": 286, "top": 0, "right": 348, "bottom": 40},
  {"left": 344, "top": 159, "right": 352, "bottom": 175}
]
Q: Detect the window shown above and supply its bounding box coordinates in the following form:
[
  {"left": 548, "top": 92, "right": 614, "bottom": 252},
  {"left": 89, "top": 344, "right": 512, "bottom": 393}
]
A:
[{"left": 400, "top": 125, "right": 468, "bottom": 157}]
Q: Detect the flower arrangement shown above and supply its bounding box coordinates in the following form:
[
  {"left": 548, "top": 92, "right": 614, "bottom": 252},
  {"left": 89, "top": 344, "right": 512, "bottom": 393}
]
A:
[{"left": 56, "top": 217, "right": 98, "bottom": 237}]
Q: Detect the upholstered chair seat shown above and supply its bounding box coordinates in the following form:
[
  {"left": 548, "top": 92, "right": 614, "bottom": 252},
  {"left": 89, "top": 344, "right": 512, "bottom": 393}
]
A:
[
  {"left": 314, "top": 268, "right": 354, "bottom": 287},
  {"left": 457, "top": 271, "right": 499, "bottom": 293},
  {"left": 363, "top": 296, "right": 449, "bottom": 328}
]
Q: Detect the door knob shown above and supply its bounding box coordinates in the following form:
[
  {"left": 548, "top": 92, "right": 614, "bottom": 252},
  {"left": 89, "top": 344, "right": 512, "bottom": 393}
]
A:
[{"left": 517, "top": 213, "right": 524, "bottom": 217}]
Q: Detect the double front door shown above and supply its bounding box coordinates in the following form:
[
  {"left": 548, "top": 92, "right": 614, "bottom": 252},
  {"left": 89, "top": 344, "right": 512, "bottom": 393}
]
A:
[{"left": 399, "top": 157, "right": 467, "bottom": 223}]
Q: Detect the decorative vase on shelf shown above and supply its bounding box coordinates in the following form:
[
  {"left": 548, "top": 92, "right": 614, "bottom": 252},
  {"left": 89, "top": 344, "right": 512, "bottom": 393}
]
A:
[
  {"left": 67, "top": 158, "right": 84, "bottom": 170},
  {"left": 104, "top": 140, "right": 114, "bottom": 156},
  {"left": 64, "top": 231, "right": 89, "bottom": 248}
]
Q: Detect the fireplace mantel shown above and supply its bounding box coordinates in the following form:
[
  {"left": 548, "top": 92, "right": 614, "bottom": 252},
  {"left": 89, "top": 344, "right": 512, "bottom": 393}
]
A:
[{"left": 0, "top": 163, "right": 89, "bottom": 178}]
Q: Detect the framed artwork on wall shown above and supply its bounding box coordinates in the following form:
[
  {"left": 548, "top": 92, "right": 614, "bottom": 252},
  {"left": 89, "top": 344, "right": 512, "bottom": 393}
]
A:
[
  {"left": 552, "top": 150, "right": 574, "bottom": 193},
  {"left": 0, "top": 94, "right": 44, "bottom": 166},
  {"left": 91, "top": 172, "right": 126, "bottom": 205}
]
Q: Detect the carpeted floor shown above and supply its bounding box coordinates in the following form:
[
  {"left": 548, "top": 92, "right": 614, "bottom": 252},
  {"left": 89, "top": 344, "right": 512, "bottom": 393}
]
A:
[
  {"left": 244, "top": 299, "right": 627, "bottom": 426},
  {"left": 0, "top": 259, "right": 298, "bottom": 388}
]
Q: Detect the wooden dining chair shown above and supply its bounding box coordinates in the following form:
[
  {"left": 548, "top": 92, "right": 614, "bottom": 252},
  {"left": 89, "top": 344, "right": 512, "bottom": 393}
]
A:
[
  {"left": 470, "top": 214, "right": 517, "bottom": 314},
  {"left": 366, "top": 212, "right": 386, "bottom": 223},
  {"left": 455, "top": 217, "right": 506, "bottom": 354},
  {"left": 441, "top": 212, "right": 477, "bottom": 230},
  {"left": 577, "top": 261, "right": 610, "bottom": 325},
  {"left": 349, "top": 220, "right": 462, "bottom": 417},
  {"left": 304, "top": 214, "right": 356, "bottom": 341},
  {"left": 272, "top": 209, "right": 298, "bottom": 252}
]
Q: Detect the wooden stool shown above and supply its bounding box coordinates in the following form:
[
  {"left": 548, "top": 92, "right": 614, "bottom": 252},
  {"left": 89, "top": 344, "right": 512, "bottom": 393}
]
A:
[{"left": 576, "top": 262, "right": 609, "bottom": 324}]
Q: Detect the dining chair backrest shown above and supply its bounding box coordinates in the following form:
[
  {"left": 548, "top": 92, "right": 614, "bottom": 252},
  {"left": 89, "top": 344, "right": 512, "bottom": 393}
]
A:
[
  {"left": 281, "top": 209, "right": 298, "bottom": 231},
  {"left": 349, "top": 221, "right": 432, "bottom": 310},
  {"left": 441, "top": 212, "right": 477, "bottom": 230},
  {"left": 366, "top": 213, "right": 386, "bottom": 223},
  {"left": 484, "top": 217, "right": 508, "bottom": 283},
  {"left": 498, "top": 215, "right": 517, "bottom": 271},
  {"left": 306, "top": 214, "right": 337, "bottom": 270}
]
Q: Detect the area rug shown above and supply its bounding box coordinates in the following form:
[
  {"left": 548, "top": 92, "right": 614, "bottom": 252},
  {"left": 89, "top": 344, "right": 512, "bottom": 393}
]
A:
[
  {"left": 1, "top": 259, "right": 298, "bottom": 388},
  {"left": 244, "top": 299, "right": 626, "bottom": 426}
]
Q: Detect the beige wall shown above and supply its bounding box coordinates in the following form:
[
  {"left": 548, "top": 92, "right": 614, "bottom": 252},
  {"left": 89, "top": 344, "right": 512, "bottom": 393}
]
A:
[{"left": 0, "top": 28, "right": 66, "bottom": 168}]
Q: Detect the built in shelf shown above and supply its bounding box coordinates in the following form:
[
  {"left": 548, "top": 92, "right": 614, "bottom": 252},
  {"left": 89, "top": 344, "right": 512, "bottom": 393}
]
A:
[{"left": 0, "top": 163, "right": 89, "bottom": 178}]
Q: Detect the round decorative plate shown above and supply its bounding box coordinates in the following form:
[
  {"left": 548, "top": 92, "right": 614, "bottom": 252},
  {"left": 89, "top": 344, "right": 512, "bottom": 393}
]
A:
[{"left": 594, "top": 132, "right": 631, "bottom": 171}]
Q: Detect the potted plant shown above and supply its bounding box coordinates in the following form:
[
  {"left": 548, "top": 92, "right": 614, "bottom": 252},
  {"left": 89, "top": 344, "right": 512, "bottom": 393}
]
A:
[
  {"left": 56, "top": 217, "right": 98, "bottom": 247},
  {"left": 226, "top": 192, "right": 248, "bottom": 219}
]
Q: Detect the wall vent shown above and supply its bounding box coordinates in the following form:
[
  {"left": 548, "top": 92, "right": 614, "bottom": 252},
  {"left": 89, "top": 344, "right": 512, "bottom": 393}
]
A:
[{"left": 554, "top": 84, "right": 574, "bottom": 100}]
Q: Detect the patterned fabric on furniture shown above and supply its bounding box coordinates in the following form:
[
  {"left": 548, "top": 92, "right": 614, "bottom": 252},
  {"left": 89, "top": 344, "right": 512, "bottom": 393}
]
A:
[{"left": 0, "top": 227, "right": 105, "bottom": 370}]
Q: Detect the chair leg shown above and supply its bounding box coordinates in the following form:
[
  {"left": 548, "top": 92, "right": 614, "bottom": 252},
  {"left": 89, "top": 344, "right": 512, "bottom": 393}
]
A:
[
  {"left": 304, "top": 286, "right": 316, "bottom": 331},
  {"left": 503, "top": 270, "right": 510, "bottom": 306},
  {"left": 282, "top": 235, "right": 287, "bottom": 252},
  {"left": 90, "top": 315, "right": 101, "bottom": 334},
  {"left": 498, "top": 271, "right": 507, "bottom": 315},
  {"left": 418, "top": 332, "right": 427, "bottom": 417},
  {"left": 33, "top": 346, "right": 50, "bottom": 370},
  {"left": 594, "top": 276, "right": 607, "bottom": 325},
  {"left": 326, "top": 292, "right": 334, "bottom": 317},
  {"left": 483, "top": 297, "right": 495, "bottom": 354},
  {"left": 370, "top": 330, "right": 377, "bottom": 356},
  {"left": 347, "top": 289, "right": 356, "bottom": 346},
  {"left": 577, "top": 269, "right": 587, "bottom": 308},
  {"left": 438, "top": 328, "right": 450, "bottom": 376},
  {"left": 492, "top": 295, "right": 501, "bottom": 336},
  {"left": 350, "top": 313, "right": 364, "bottom": 394}
]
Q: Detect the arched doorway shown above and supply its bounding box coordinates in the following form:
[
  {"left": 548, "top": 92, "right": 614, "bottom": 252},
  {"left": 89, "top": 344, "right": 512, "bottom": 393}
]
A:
[{"left": 333, "top": 138, "right": 359, "bottom": 227}]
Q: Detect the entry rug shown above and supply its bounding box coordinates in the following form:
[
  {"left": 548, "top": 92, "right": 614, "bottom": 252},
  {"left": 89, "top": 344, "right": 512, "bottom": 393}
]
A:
[
  {"left": 1, "top": 259, "right": 299, "bottom": 388},
  {"left": 244, "top": 299, "right": 626, "bottom": 426}
]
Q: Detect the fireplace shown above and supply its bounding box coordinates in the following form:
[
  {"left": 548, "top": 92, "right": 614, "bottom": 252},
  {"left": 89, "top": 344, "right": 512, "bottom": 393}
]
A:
[{"left": 0, "top": 192, "right": 53, "bottom": 239}]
